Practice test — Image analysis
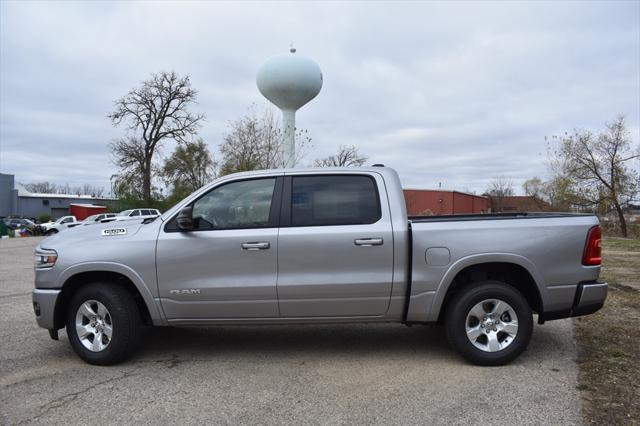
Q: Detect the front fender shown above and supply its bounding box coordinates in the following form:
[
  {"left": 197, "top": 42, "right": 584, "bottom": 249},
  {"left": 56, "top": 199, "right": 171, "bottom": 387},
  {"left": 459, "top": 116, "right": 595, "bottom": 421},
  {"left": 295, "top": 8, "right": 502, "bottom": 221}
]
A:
[{"left": 56, "top": 262, "right": 166, "bottom": 326}]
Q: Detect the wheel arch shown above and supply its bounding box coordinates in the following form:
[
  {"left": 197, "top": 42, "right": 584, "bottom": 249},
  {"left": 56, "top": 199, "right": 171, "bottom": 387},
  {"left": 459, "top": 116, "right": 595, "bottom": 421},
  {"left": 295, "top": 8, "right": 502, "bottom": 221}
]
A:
[
  {"left": 430, "top": 254, "right": 546, "bottom": 322},
  {"left": 53, "top": 265, "right": 165, "bottom": 330}
]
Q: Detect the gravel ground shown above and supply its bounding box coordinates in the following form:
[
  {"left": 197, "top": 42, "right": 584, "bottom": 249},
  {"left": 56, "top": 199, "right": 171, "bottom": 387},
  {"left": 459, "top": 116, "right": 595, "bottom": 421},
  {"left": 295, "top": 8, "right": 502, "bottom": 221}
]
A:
[
  {"left": 574, "top": 237, "right": 640, "bottom": 424},
  {"left": 1, "top": 237, "right": 582, "bottom": 425}
]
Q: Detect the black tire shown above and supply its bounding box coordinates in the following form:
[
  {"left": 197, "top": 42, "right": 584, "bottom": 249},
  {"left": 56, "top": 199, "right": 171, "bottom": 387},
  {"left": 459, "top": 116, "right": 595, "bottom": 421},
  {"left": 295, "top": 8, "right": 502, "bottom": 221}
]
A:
[
  {"left": 445, "top": 280, "right": 533, "bottom": 366},
  {"left": 46, "top": 229, "right": 58, "bottom": 236},
  {"left": 65, "top": 282, "right": 141, "bottom": 365}
]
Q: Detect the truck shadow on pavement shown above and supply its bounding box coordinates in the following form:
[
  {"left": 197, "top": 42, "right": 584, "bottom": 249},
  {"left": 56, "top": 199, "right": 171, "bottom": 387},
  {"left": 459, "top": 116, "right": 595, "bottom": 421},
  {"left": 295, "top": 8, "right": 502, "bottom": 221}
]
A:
[
  {"left": 127, "top": 322, "right": 566, "bottom": 366},
  {"left": 37, "top": 321, "right": 567, "bottom": 367},
  {"left": 134, "top": 323, "right": 454, "bottom": 361}
]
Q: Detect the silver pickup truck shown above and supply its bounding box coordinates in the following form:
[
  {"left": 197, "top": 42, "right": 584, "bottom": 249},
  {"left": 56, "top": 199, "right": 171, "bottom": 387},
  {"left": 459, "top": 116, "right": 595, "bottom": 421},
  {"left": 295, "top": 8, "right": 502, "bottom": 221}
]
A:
[{"left": 32, "top": 166, "right": 607, "bottom": 366}]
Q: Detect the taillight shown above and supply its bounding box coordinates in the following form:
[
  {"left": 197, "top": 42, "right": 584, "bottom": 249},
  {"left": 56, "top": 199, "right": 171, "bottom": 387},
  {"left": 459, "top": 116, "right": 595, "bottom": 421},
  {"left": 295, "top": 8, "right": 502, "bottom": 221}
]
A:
[{"left": 582, "top": 225, "right": 602, "bottom": 266}]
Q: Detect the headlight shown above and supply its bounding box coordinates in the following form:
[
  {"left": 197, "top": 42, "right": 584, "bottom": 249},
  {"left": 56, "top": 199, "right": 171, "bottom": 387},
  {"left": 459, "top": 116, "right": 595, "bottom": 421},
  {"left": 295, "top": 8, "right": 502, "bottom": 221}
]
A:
[{"left": 34, "top": 248, "right": 58, "bottom": 270}]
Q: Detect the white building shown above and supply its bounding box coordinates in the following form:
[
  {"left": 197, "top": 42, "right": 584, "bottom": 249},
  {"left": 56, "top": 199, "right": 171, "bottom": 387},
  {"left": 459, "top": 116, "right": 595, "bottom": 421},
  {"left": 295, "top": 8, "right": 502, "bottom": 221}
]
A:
[{"left": 0, "top": 173, "right": 117, "bottom": 219}]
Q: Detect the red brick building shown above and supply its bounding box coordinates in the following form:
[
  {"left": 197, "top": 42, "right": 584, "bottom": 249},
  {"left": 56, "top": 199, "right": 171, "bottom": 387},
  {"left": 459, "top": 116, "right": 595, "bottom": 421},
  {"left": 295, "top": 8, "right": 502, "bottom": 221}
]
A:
[{"left": 403, "top": 189, "right": 489, "bottom": 216}]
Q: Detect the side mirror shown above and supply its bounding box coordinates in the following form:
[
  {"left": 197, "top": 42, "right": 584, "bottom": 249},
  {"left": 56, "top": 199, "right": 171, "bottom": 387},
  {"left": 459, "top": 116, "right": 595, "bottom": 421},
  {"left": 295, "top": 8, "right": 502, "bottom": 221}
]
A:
[{"left": 176, "top": 205, "right": 194, "bottom": 231}]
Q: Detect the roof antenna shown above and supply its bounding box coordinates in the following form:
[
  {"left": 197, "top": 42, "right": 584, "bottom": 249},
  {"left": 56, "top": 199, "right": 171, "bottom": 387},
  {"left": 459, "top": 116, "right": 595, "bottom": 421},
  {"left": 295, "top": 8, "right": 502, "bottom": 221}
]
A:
[{"left": 289, "top": 43, "right": 296, "bottom": 53}]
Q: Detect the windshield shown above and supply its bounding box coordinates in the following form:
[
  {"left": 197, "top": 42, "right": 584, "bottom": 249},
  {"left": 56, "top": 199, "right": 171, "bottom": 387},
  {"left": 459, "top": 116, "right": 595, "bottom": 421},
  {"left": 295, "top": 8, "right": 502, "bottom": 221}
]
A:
[
  {"left": 83, "top": 214, "right": 98, "bottom": 222},
  {"left": 118, "top": 210, "right": 133, "bottom": 216}
]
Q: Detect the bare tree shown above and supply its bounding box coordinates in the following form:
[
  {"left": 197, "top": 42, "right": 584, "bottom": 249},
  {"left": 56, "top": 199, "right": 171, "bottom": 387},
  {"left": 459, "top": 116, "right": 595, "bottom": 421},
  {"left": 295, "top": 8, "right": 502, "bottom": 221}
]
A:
[
  {"left": 108, "top": 71, "right": 204, "bottom": 202},
  {"left": 22, "top": 182, "right": 60, "bottom": 194},
  {"left": 523, "top": 177, "right": 543, "bottom": 199},
  {"left": 219, "top": 108, "right": 311, "bottom": 175},
  {"left": 523, "top": 175, "right": 578, "bottom": 212},
  {"left": 313, "top": 145, "right": 368, "bottom": 167},
  {"left": 522, "top": 177, "right": 549, "bottom": 210},
  {"left": 549, "top": 115, "right": 639, "bottom": 236},
  {"left": 162, "top": 139, "right": 217, "bottom": 193},
  {"left": 68, "top": 184, "right": 106, "bottom": 197},
  {"left": 79, "top": 184, "right": 105, "bottom": 198},
  {"left": 110, "top": 137, "right": 157, "bottom": 200},
  {"left": 59, "top": 183, "right": 72, "bottom": 195},
  {"left": 485, "top": 176, "right": 514, "bottom": 212},
  {"left": 21, "top": 181, "right": 105, "bottom": 197}
]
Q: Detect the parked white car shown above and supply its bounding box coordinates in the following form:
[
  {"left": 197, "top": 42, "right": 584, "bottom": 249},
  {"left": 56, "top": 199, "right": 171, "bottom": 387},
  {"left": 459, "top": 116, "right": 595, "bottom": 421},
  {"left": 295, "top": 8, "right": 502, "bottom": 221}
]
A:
[
  {"left": 41, "top": 216, "right": 80, "bottom": 235},
  {"left": 106, "top": 209, "right": 161, "bottom": 223}
]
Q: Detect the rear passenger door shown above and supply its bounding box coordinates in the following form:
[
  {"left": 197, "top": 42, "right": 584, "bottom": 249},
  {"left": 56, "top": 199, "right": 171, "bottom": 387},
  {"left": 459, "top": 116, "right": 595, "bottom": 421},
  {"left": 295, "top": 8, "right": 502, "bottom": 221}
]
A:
[{"left": 277, "top": 173, "right": 394, "bottom": 317}]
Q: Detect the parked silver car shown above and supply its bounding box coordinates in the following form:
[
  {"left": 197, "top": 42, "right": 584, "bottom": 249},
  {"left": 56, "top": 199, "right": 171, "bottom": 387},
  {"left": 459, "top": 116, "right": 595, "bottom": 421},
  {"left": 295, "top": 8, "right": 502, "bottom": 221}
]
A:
[{"left": 32, "top": 167, "right": 607, "bottom": 365}]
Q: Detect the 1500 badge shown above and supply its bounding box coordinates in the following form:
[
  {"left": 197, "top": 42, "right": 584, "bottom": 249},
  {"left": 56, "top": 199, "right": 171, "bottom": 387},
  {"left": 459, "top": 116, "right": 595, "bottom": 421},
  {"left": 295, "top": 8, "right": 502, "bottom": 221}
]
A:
[{"left": 101, "top": 228, "right": 127, "bottom": 236}]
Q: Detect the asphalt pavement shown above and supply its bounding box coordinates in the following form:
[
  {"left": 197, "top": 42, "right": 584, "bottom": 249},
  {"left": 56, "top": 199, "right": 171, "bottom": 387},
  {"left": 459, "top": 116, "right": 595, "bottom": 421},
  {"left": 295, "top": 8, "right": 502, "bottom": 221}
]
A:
[{"left": 0, "top": 237, "right": 582, "bottom": 425}]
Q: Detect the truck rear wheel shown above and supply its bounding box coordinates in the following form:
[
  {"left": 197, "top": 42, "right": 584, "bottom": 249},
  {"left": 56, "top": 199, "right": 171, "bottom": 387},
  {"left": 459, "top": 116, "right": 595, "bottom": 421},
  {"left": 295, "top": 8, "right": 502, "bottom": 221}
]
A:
[
  {"left": 65, "top": 282, "right": 141, "bottom": 365},
  {"left": 445, "top": 280, "right": 533, "bottom": 366}
]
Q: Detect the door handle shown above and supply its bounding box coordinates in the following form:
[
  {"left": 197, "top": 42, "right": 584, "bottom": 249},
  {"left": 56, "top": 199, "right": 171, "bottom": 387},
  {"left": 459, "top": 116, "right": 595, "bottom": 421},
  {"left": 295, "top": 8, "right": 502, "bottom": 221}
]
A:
[
  {"left": 354, "top": 238, "right": 383, "bottom": 246},
  {"left": 241, "top": 242, "right": 270, "bottom": 250}
]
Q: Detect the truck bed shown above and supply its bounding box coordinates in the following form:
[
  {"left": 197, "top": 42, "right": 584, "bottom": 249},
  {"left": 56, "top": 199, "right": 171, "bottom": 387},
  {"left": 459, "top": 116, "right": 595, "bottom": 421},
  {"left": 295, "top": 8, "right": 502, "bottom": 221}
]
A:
[{"left": 404, "top": 212, "right": 601, "bottom": 323}]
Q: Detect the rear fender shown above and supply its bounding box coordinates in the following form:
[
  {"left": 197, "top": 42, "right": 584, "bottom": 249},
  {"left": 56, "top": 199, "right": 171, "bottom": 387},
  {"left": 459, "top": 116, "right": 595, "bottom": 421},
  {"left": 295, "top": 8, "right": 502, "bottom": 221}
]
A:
[{"left": 425, "top": 253, "right": 545, "bottom": 322}]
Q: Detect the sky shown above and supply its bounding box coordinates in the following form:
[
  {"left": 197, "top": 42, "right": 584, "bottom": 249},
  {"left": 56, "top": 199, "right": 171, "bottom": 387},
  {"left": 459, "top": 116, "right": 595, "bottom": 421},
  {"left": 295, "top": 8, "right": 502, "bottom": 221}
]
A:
[{"left": 1, "top": 0, "right": 639, "bottom": 195}]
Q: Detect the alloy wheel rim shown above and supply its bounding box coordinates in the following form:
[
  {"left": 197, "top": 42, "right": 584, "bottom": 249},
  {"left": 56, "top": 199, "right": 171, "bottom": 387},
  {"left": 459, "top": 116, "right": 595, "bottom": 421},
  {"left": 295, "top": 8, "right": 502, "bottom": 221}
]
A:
[
  {"left": 465, "top": 299, "right": 518, "bottom": 352},
  {"left": 75, "top": 300, "right": 112, "bottom": 352}
]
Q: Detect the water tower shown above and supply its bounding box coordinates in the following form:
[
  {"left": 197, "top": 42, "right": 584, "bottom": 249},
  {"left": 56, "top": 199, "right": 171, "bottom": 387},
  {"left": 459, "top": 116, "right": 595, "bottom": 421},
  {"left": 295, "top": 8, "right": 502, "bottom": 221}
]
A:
[{"left": 257, "top": 47, "right": 323, "bottom": 168}]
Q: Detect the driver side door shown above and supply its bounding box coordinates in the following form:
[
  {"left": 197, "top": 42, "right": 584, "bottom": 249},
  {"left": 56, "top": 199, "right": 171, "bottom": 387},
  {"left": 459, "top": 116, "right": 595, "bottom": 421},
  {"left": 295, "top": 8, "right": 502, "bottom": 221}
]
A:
[
  {"left": 60, "top": 216, "right": 75, "bottom": 229},
  {"left": 156, "top": 176, "right": 283, "bottom": 321}
]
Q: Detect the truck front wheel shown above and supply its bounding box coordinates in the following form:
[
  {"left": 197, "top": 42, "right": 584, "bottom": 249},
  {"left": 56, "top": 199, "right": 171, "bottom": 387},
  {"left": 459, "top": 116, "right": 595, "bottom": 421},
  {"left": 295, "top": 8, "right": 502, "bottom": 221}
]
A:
[
  {"left": 445, "top": 281, "right": 533, "bottom": 366},
  {"left": 65, "top": 282, "right": 141, "bottom": 365}
]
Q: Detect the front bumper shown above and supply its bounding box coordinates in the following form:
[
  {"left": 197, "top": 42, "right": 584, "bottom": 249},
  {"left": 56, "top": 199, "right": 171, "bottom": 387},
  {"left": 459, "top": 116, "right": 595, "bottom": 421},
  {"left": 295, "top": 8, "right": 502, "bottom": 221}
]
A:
[
  {"left": 32, "top": 288, "right": 61, "bottom": 330},
  {"left": 540, "top": 281, "right": 608, "bottom": 322}
]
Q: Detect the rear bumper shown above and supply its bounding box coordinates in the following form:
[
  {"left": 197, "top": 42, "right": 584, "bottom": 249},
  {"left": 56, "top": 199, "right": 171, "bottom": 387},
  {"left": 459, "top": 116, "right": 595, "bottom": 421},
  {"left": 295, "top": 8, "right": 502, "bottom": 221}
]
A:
[
  {"left": 540, "top": 281, "right": 608, "bottom": 322},
  {"left": 572, "top": 281, "right": 608, "bottom": 317},
  {"left": 32, "top": 288, "right": 61, "bottom": 330}
]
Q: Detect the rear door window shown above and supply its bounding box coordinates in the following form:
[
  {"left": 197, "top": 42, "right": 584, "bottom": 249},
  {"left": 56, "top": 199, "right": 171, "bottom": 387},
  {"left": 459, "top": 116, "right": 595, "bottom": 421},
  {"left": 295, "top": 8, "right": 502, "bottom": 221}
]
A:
[{"left": 291, "top": 175, "right": 381, "bottom": 226}]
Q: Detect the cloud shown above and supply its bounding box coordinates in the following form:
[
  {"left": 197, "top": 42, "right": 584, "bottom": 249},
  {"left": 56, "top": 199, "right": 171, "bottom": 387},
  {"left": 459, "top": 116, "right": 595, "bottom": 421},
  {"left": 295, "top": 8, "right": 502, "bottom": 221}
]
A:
[{"left": 0, "top": 0, "right": 638, "bottom": 195}]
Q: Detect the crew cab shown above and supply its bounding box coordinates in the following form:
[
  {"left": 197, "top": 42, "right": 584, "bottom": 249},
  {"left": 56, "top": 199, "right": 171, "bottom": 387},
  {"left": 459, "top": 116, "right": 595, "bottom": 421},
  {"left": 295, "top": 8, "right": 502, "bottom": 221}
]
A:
[{"left": 32, "top": 167, "right": 607, "bottom": 365}]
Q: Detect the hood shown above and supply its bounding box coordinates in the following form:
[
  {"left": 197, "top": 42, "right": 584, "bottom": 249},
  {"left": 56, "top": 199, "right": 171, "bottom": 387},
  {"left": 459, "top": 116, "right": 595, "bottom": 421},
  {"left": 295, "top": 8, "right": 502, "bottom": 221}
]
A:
[{"left": 40, "top": 219, "right": 149, "bottom": 249}]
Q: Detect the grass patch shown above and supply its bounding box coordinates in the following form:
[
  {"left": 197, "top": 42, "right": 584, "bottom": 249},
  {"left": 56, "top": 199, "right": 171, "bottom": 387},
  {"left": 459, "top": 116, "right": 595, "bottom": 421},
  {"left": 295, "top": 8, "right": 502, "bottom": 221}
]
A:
[
  {"left": 574, "top": 237, "right": 640, "bottom": 424},
  {"left": 603, "top": 236, "right": 640, "bottom": 252}
]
